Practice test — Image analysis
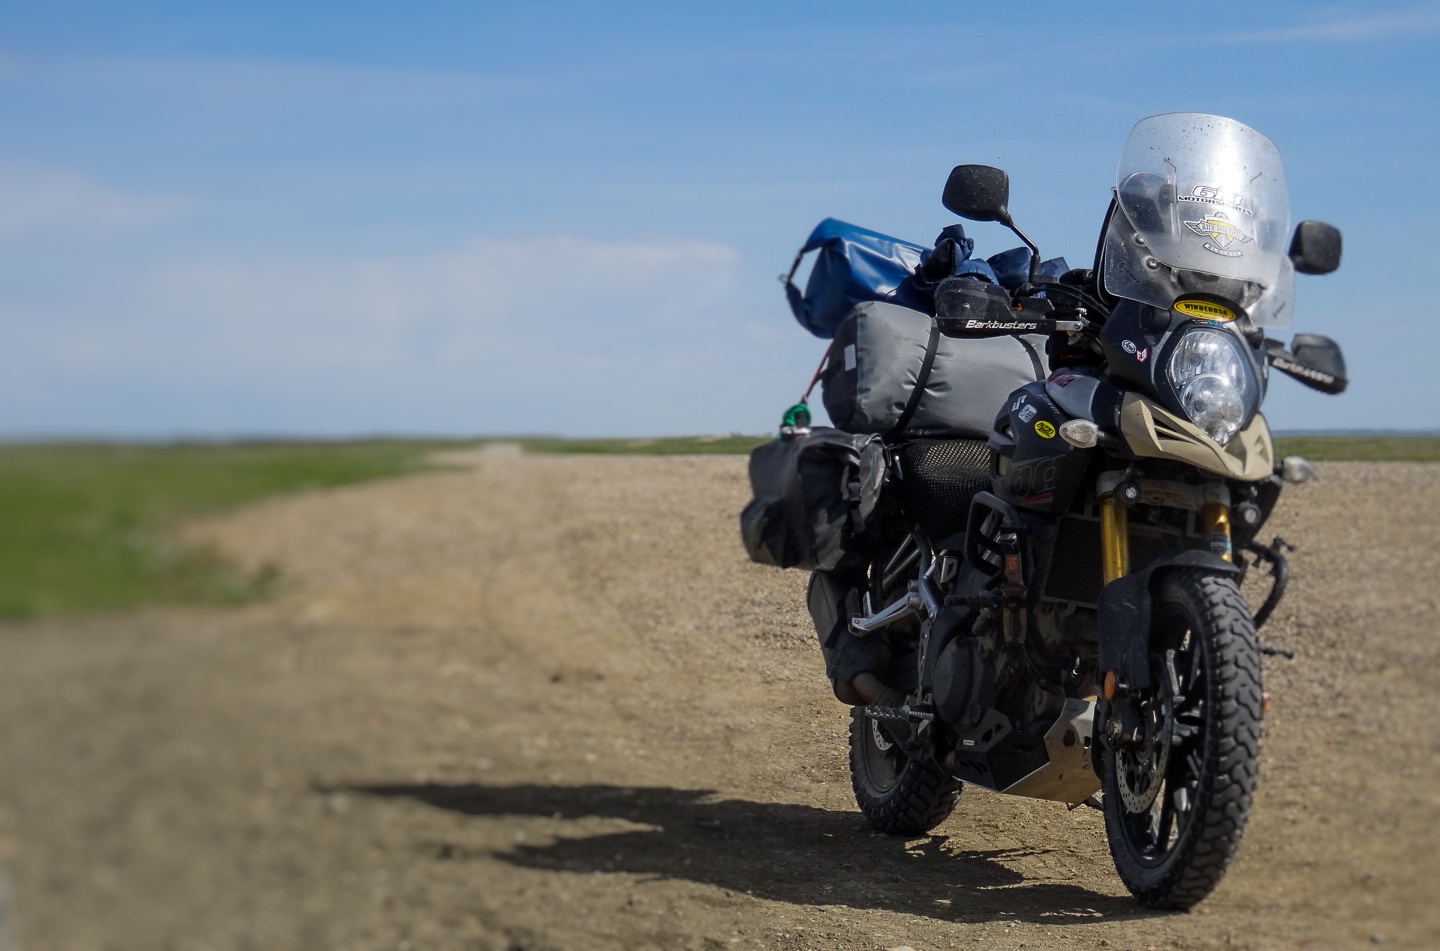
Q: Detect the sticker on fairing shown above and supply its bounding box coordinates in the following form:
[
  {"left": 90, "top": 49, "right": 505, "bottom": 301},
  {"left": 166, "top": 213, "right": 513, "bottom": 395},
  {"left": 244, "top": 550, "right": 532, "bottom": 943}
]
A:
[
  {"left": 1121, "top": 340, "right": 1149, "bottom": 362},
  {"left": 1174, "top": 299, "right": 1236, "bottom": 322},
  {"left": 1035, "top": 421, "right": 1056, "bottom": 439},
  {"left": 1018, "top": 405, "right": 1038, "bottom": 423}
]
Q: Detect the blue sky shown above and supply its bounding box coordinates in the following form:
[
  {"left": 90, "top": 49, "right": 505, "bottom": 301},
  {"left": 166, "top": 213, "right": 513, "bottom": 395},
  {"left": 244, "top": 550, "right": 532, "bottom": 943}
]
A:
[{"left": 2, "top": 1, "right": 1437, "bottom": 438}]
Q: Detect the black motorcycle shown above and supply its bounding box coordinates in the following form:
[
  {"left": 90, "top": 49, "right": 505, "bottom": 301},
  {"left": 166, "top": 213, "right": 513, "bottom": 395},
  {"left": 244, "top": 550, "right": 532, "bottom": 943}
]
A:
[{"left": 754, "top": 113, "right": 1348, "bottom": 909}]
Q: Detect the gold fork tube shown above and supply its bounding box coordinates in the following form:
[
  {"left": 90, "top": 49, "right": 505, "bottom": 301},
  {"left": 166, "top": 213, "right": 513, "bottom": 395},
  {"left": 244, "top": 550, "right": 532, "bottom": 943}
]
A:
[
  {"left": 1201, "top": 502, "right": 1234, "bottom": 563},
  {"left": 1100, "top": 496, "right": 1130, "bottom": 583}
]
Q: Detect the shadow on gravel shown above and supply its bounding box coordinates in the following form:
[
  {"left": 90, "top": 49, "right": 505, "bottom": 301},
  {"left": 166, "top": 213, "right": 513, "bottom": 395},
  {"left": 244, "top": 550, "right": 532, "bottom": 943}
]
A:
[{"left": 349, "top": 782, "right": 1145, "bottom": 925}]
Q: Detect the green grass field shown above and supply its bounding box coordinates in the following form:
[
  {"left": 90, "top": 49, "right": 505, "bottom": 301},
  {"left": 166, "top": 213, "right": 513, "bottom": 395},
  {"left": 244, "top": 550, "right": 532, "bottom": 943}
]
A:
[
  {"left": 3, "top": 434, "right": 1434, "bottom": 619},
  {"left": 0, "top": 441, "right": 461, "bottom": 618},
  {"left": 1271, "top": 435, "right": 1440, "bottom": 462}
]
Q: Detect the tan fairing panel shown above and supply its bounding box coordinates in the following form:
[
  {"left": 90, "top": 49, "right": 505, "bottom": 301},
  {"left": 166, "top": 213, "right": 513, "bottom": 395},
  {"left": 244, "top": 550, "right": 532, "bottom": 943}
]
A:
[{"left": 1119, "top": 393, "right": 1275, "bottom": 482}]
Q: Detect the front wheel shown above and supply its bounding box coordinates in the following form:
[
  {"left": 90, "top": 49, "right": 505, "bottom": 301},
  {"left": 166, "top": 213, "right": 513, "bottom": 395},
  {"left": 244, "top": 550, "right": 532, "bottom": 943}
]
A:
[
  {"left": 848, "top": 707, "right": 960, "bottom": 835},
  {"left": 1102, "top": 570, "right": 1263, "bottom": 909}
]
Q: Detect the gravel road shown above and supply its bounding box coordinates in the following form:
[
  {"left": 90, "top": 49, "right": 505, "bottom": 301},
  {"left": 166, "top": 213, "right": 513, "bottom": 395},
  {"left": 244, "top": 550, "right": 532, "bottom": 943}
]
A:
[{"left": 0, "top": 454, "right": 1436, "bottom": 950}]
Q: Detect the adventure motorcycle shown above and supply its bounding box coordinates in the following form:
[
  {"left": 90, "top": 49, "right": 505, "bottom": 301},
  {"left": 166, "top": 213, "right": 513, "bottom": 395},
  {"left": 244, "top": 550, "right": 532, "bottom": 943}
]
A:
[{"left": 789, "top": 114, "right": 1347, "bottom": 909}]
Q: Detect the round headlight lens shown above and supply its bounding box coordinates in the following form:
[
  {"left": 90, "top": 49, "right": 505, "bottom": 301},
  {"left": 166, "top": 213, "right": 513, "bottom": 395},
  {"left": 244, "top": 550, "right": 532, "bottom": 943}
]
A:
[{"left": 1166, "top": 327, "right": 1257, "bottom": 445}]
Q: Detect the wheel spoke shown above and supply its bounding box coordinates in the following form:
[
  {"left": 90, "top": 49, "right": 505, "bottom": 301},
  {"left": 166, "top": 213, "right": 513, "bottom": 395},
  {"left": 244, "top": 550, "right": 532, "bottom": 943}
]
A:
[
  {"left": 1184, "top": 630, "right": 1201, "bottom": 684},
  {"left": 1164, "top": 648, "right": 1183, "bottom": 698}
]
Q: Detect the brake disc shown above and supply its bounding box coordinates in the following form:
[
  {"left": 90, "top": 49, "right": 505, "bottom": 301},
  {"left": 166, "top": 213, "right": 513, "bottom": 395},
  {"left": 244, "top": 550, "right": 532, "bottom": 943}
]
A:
[{"left": 1118, "top": 691, "right": 1174, "bottom": 813}]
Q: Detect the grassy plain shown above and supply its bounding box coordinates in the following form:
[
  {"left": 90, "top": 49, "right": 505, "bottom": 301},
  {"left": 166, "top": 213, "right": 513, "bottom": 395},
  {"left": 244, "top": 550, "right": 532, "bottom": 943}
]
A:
[
  {"left": 0, "top": 441, "right": 459, "bottom": 617},
  {"left": 1271, "top": 434, "right": 1440, "bottom": 461}
]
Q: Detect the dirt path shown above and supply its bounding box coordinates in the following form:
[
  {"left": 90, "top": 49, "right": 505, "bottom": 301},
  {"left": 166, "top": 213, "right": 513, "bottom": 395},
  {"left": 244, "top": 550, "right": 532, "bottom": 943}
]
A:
[{"left": 0, "top": 455, "right": 1436, "bottom": 950}]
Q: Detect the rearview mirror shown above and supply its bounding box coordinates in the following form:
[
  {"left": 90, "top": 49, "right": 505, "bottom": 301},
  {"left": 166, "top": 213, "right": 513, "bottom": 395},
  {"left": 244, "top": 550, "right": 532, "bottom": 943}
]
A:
[
  {"left": 1289, "top": 220, "right": 1342, "bottom": 275},
  {"left": 1266, "top": 333, "right": 1347, "bottom": 394},
  {"left": 943, "top": 165, "right": 1012, "bottom": 224}
]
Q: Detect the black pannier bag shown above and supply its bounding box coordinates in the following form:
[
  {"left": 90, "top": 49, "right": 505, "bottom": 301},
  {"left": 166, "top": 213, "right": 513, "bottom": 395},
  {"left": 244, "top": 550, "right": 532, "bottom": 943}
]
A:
[{"left": 739, "top": 428, "right": 885, "bottom": 572}]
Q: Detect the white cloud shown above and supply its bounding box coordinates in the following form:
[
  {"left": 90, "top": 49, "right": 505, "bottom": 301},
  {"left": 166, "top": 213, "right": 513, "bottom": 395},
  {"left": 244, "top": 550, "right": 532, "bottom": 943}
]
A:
[
  {"left": 25, "top": 51, "right": 568, "bottom": 114},
  {"left": 3, "top": 236, "right": 756, "bottom": 436},
  {"left": 110, "top": 236, "right": 740, "bottom": 366},
  {"left": 1234, "top": 8, "right": 1440, "bottom": 43},
  {"left": 0, "top": 164, "right": 192, "bottom": 241}
]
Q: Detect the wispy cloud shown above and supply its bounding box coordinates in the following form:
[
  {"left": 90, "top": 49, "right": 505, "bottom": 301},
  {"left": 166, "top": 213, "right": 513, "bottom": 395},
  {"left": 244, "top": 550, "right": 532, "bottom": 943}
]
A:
[
  {"left": 1234, "top": 7, "right": 1440, "bottom": 43},
  {"left": 2, "top": 236, "right": 747, "bottom": 435},
  {"left": 0, "top": 164, "right": 192, "bottom": 241},
  {"left": 13, "top": 50, "right": 574, "bottom": 112},
  {"left": 114, "top": 236, "right": 740, "bottom": 362}
]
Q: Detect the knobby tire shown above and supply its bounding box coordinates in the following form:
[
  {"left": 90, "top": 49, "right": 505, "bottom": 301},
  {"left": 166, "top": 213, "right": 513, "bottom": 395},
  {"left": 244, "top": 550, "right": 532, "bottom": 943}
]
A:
[
  {"left": 848, "top": 707, "right": 960, "bottom": 836},
  {"left": 1102, "top": 569, "right": 1263, "bottom": 909}
]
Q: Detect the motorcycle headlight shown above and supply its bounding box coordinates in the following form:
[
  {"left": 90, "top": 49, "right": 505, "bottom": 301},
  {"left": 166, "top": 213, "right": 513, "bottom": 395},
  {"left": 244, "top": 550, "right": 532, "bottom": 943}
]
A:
[{"left": 1165, "top": 327, "right": 1259, "bottom": 446}]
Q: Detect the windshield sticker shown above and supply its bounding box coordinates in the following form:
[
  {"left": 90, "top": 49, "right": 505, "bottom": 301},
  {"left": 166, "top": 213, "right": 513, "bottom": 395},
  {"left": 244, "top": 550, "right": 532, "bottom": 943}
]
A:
[
  {"left": 1174, "top": 299, "right": 1236, "bottom": 321},
  {"left": 1184, "top": 210, "right": 1254, "bottom": 258},
  {"left": 1176, "top": 185, "right": 1254, "bottom": 217}
]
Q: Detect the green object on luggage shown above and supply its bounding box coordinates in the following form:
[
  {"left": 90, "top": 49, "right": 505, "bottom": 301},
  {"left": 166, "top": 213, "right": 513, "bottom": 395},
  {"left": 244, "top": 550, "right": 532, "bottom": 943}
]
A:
[{"left": 781, "top": 403, "right": 812, "bottom": 434}]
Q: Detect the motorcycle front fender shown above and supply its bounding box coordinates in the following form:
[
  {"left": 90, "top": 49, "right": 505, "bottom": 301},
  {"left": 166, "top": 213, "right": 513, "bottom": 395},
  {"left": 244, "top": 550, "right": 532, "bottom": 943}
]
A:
[{"left": 1096, "top": 550, "right": 1241, "bottom": 691}]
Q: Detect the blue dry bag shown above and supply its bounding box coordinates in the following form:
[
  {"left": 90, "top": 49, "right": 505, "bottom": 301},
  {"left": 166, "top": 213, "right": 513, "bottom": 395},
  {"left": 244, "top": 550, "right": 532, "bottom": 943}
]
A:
[{"left": 784, "top": 219, "right": 929, "bottom": 339}]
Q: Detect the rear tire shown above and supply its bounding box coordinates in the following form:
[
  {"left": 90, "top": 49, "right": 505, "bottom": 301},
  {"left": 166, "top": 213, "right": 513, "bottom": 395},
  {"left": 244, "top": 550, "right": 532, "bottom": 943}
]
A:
[
  {"left": 1102, "top": 570, "right": 1262, "bottom": 909},
  {"left": 848, "top": 707, "right": 960, "bottom": 835}
]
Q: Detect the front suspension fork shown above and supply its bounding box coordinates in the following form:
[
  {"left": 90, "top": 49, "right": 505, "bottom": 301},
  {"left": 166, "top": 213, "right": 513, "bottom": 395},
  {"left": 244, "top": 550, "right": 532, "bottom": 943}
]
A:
[
  {"left": 1097, "top": 475, "right": 1238, "bottom": 718},
  {"left": 1200, "top": 502, "right": 1234, "bottom": 563},
  {"left": 1098, "top": 481, "right": 1234, "bottom": 583},
  {"left": 1100, "top": 495, "right": 1130, "bottom": 584}
]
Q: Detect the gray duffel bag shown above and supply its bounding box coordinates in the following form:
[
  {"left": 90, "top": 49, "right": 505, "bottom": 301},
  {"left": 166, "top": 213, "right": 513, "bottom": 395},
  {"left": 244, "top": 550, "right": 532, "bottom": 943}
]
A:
[{"left": 822, "top": 300, "right": 1047, "bottom": 438}]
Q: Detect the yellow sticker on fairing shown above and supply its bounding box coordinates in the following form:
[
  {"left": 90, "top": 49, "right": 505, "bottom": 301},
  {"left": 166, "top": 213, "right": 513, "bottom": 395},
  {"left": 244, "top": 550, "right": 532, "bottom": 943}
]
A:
[
  {"left": 1035, "top": 421, "right": 1056, "bottom": 439},
  {"left": 1174, "top": 299, "right": 1236, "bottom": 322}
]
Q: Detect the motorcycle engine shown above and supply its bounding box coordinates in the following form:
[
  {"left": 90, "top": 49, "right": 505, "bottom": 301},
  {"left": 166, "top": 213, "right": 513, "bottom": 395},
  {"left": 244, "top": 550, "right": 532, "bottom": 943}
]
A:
[{"left": 931, "top": 602, "right": 1094, "bottom": 738}]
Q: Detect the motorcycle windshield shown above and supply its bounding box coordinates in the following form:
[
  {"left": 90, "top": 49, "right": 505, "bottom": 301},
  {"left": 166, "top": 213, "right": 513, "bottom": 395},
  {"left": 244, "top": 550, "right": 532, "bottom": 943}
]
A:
[{"left": 1104, "top": 113, "right": 1294, "bottom": 327}]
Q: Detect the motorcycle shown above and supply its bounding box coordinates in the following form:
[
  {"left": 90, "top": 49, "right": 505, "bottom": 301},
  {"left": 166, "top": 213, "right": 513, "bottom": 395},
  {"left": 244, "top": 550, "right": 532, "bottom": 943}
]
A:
[{"left": 819, "top": 113, "right": 1347, "bottom": 909}]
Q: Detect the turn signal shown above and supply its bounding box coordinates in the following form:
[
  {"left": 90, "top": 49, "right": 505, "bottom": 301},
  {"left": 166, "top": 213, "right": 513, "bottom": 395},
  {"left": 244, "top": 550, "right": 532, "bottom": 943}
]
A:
[
  {"left": 1059, "top": 419, "right": 1100, "bottom": 449},
  {"left": 1281, "top": 456, "right": 1316, "bottom": 484},
  {"left": 1103, "top": 670, "right": 1118, "bottom": 700}
]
